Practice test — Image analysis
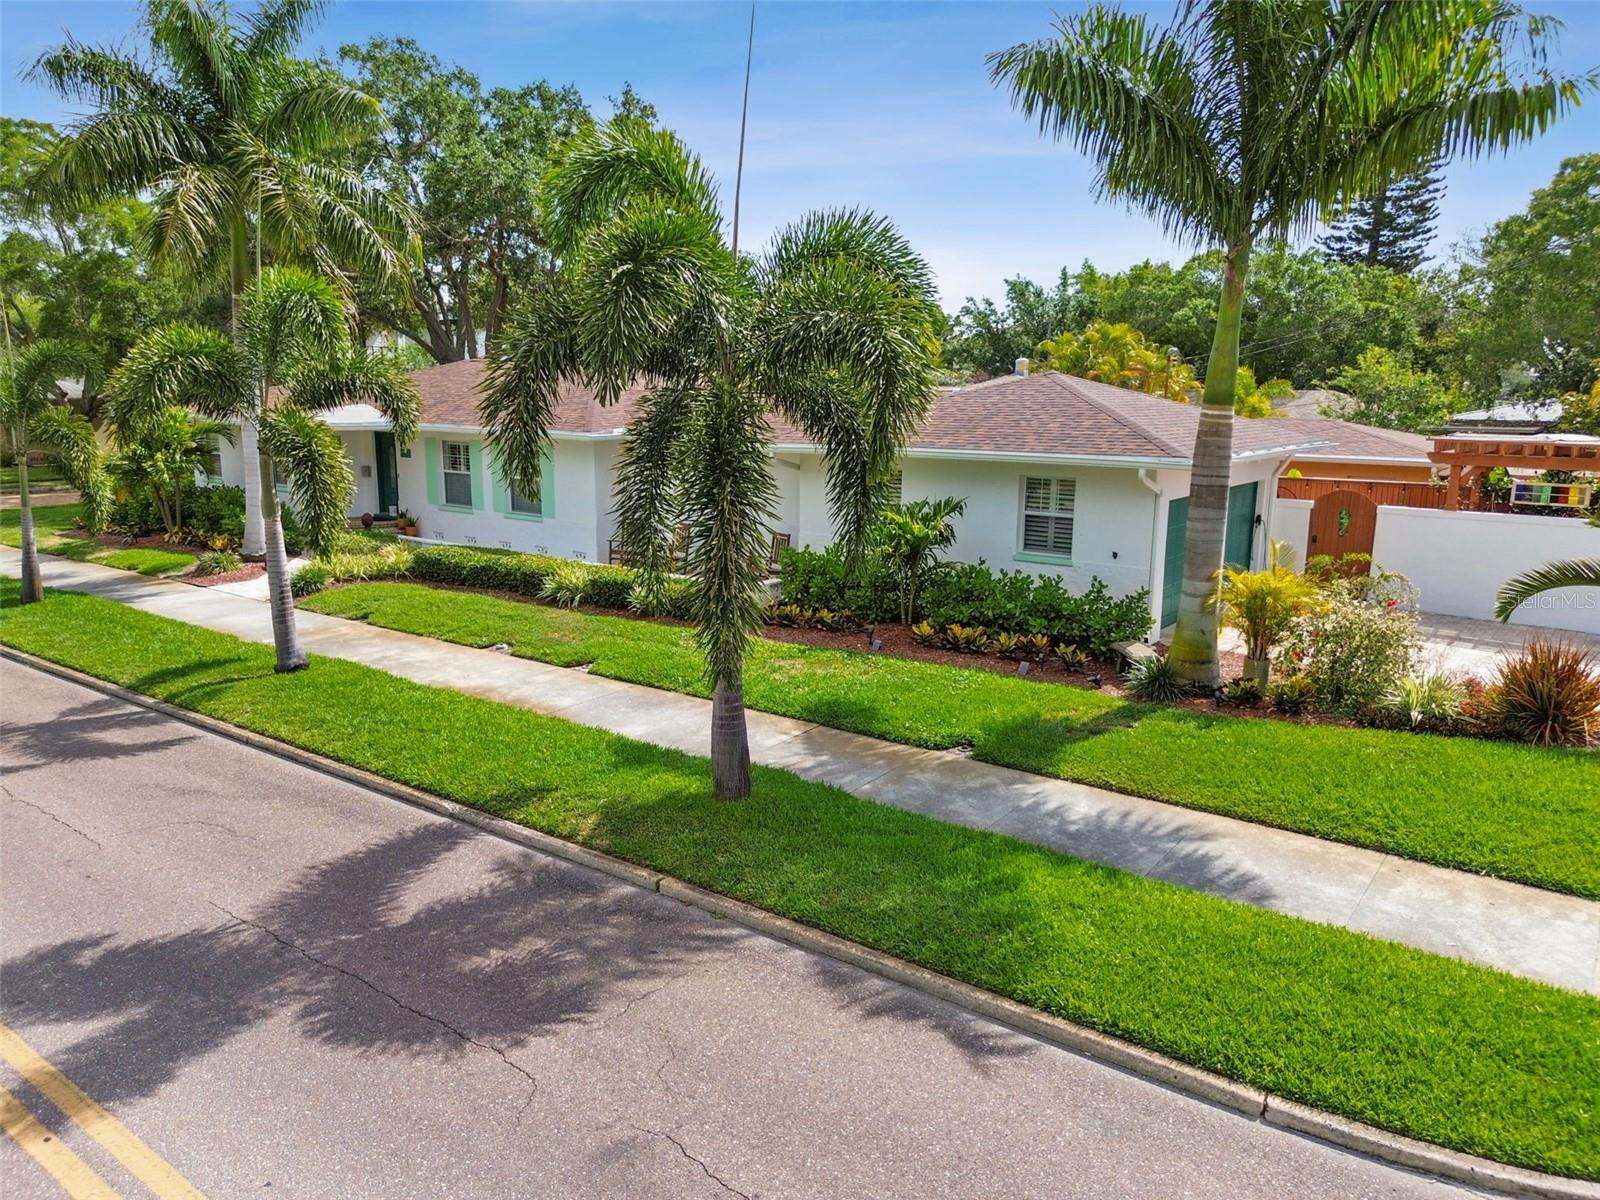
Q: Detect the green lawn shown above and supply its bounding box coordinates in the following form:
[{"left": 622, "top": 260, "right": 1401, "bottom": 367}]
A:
[
  {"left": 0, "top": 464, "right": 67, "bottom": 489},
  {"left": 301, "top": 581, "right": 1600, "bottom": 898},
  {"left": 0, "top": 504, "right": 197, "bottom": 576},
  {"left": 2, "top": 580, "right": 1598, "bottom": 1178}
]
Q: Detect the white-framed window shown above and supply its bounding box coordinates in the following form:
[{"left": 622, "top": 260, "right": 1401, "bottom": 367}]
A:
[
  {"left": 442, "top": 441, "right": 473, "bottom": 507},
  {"left": 1021, "top": 476, "right": 1075, "bottom": 558},
  {"left": 202, "top": 435, "right": 223, "bottom": 480},
  {"left": 509, "top": 478, "right": 542, "bottom": 516}
]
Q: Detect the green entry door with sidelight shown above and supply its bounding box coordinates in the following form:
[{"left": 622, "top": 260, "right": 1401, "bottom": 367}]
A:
[
  {"left": 374, "top": 431, "right": 399, "bottom": 517},
  {"left": 1159, "top": 482, "right": 1259, "bottom": 629}
]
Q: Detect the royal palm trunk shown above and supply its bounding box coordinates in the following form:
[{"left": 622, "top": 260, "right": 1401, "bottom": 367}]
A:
[
  {"left": 231, "top": 216, "right": 266, "bottom": 560},
  {"left": 1168, "top": 239, "right": 1250, "bottom": 686},
  {"left": 710, "top": 675, "right": 753, "bottom": 800},
  {"left": 257, "top": 450, "right": 307, "bottom": 673},
  {"left": 15, "top": 454, "right": 41, "bottom": 604}
]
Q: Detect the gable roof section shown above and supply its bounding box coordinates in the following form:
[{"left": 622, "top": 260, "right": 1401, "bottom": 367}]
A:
[
  {"left": 368, "top": 360, "right": 1328, "bottom": 464},
  {"left": 1276, "top": 418, "right": 1431, "bottom": 464}
]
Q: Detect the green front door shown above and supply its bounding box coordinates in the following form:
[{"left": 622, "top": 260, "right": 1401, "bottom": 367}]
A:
[
  {"left": 1161, "top": 482, "right": 1258, "bottom": 629},
  {"left": 1224, "top": 481, "right": 1258, "bottom": 571},
  {"left": 374, "top": 431, "right": 399, "bottom": 517},
  {"left": 1161, "top": 496, "right": 1188, "bottom": 628}
]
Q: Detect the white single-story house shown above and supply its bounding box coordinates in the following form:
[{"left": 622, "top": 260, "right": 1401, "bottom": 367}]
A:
[{"left": 213, "top": 362, "right": 1349, "bottom": 636}]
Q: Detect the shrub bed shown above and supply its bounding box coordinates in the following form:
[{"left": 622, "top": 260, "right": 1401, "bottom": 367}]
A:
[{"left": 109, "top": 483, "right": 305, "bottom": 555}]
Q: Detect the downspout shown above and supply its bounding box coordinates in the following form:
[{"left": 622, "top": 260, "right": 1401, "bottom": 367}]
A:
[
  {"left": 1261, "top": 453, "right": 1295, "bottom": 566},
  {"left": 1138, "top": 468, "right": 1164, "bottom": 642}
]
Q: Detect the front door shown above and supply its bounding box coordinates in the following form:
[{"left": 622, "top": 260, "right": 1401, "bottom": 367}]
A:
[
  {"left": 1161, "top": 496, "right": 1188, "bottom": 629},
  {"left": 374, "top": 431, "right": 399, "bottom": 517},
  {"left": 1224, "top": 481, "right": 1258, "bottom": 571}
]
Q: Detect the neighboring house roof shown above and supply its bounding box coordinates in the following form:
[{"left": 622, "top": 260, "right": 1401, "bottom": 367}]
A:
[
  {"left": 1445, "top": 398, "right": 1564, "bottom": 434},
  {"left": 1277, "top": 418, "right": 1432, "bottom": 465},
  {"left": 334, "top": 360, "right": 1331, "bottom": 466},
  {"left": 1278, "top": 388, "right": 1354, "bottom": 419}
]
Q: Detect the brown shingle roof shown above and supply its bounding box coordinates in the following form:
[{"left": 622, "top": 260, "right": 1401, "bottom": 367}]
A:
[
  {"left": 1275, "top": 418, "right": 1431, "bottom": 463},
  {"left": 404, "top": 361, "right": 1328, "bottom": 462}
]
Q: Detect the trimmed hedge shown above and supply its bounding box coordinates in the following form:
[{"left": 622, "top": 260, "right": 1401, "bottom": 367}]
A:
[{"left": 779, "top": 545, "right": 1152, "bottom": 654}]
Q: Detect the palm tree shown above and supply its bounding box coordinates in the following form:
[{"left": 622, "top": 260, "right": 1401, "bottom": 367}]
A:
[
  {"left": 1, "top": 339, "right": 111, "bottom": 603},
  {"left": 485, "top": 120, "right": 940, "bottom": 799},
  {"left": 107, "top": 267, "right": 418, "bottom": 670},
  {"left": 30, "top": 0, "right": 414, "bottom": 558},
  {"left": 875, "top": 496, "right": 968, "bottom": 625},
  {"left": 108, "top": 406, "right": 237, "bottom": 538},
  {"left": 1495, "top": 559, "right": 1600, "bottom": 622},
  {"left": 992, "top": 1, "right": 1595, "bottom": 684}
]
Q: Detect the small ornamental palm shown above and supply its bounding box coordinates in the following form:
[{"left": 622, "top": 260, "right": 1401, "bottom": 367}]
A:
[
  {"left": 30, "top": 0, "right": 416, "bottom": 557},
  {"left": 107, "top": 267, "right": 419, "bottom": 671},
  {"left": 1212, "top": 540, "right": 1322, "bottom": 686},
  {"left": 1, "top": 339, "right": 112, "bottom": 604},
  {"left": 485, "top": 120, "right": 941, "bottom": 799},
  {"left": 992, "top": 1, "right": 1596, "bottom": 685},
  {"left": 109, "top": 407, "right": 237, "bottom": 538}
]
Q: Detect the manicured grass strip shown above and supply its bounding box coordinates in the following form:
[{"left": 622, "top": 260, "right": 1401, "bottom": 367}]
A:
[
  {"left": 302, "top": 581, "right": 1600, "bottom": 899},
  {"left": 3, "top": 582, "right": 1598, "bottom": 1179},
  {"left": 1, "top": 505, "right": 196, "bottom": 576},
  {"left": 0, "top": 465, "right": 66, "bottom": 488}
]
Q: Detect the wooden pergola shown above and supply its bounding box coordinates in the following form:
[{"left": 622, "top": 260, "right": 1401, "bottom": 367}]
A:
[{"left": 1427, "top": 435, "right": 1600, "bottom": 510}]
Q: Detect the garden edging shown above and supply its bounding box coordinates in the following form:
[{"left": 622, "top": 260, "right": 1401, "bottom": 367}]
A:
[{"left": 5, "top": 642, "right": 1595, "bottom": 1200}]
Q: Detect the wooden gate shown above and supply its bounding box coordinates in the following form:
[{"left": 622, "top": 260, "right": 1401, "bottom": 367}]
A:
[{"left": 1306, "top": 489, "right": 1377, "bottom": 572}]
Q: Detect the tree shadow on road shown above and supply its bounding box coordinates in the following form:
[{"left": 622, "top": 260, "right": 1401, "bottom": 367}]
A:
[{"left": 0, "top": 693, "right": 199, "bottom": 776}]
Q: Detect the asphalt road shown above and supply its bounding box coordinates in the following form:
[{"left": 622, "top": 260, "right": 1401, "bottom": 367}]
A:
[{"left": 0, "top": 659, "right": 1475, "bottom": 1200}]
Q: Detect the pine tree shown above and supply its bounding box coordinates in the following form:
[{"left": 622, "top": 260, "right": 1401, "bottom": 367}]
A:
[{"left": 1320, "top": 162, "right": 1445, "bottom": 273}]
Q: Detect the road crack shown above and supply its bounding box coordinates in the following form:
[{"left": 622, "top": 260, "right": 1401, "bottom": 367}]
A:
[
  {"left": 637, "top": 1126, "right": 750, "bottom": 1199},
  {"left": 208, "top": 902, "right": 538, "bottom": 1104},
  {"left": 1, "top": 785, "right": 103, "bottom": 850}
]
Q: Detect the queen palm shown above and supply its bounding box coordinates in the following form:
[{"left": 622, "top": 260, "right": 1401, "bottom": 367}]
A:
[
  {"left": 107, "top": 268, "right": 418, "bottom": 671},
  {"left": 1, "top": 339, "right": 111, "bottom": 604},
  {"left": 992, "top": 0, "right": 1595, "bottom": 683},
  {"left": 31, "top": 0, "right": 414, "bottom": 558},
  {"left": 485, "top": 120, "right": 940, "bottom": 799}
]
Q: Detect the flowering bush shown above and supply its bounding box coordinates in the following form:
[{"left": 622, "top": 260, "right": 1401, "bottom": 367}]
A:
[{"left": 1279, "top": 589, "right": 1419, "bottom": 716}]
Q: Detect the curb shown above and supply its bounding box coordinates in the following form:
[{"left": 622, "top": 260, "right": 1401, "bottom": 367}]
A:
[{"left": 3, "top": 645, "right": 1596, "bottom": 1200}]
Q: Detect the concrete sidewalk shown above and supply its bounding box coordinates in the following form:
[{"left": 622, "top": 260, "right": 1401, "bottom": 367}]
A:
[{"left": 5, "top": 547, "right": 1597, "bottom": 996}]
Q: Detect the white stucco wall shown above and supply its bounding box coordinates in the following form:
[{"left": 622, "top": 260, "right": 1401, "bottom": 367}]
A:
[
  {"left": 1371, "top": 507, "right": 1600, "bottom": 633},
  {"left": 339, "top": 431, "right": 381, "bottom": 517},
  {"left": 1268, "top": 497, "right": 1313, "bottom": 564}
]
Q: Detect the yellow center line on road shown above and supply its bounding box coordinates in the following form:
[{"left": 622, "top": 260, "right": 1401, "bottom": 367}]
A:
[
  {"left": 0, "top": 1084, "right": 122, "bottom": 1200},
  {"left": 0, "top": 1022, "right": 206, "bottom": 1200}
]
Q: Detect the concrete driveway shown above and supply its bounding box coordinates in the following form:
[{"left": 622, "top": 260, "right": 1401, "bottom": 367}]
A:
[{"left": 0, "top": 660, "right": 1473, "bottom": 1199}]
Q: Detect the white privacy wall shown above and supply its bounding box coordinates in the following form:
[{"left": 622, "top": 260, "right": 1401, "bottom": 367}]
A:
[{"left": 1372, "top": 507, "right": 1600, "bottom": 634}]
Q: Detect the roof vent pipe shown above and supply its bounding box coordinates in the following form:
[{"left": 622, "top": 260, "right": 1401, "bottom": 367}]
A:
[{"left": 1014, "top": 357, "right": 1030, "bottom": 376}]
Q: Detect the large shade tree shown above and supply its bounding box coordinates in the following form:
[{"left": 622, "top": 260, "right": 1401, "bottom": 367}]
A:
[
  {"left": 107, "top": 268, "right": 418, "bottom": 670},
  {"left": 1, "top": 339, "right": 111, "bottom": 603},
  {"left": 992, "top": 0, "right": 1595, "bottom": 683},
  {"left": 484, "top": 121, "right": 941, "bottom": 799},
  {"left": 30, "top": 0, "right": 415, "bottom": 559}
]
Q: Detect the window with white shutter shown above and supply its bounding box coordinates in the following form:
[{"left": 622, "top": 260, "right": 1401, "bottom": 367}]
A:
[
  {"left": 442, "top": 441, "right": 474, "bottom": 507},
  {"left": 1020, "top": 476, "right": 1075, "bottom": 558}
]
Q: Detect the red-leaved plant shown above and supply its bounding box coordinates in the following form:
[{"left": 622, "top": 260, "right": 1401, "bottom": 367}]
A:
[{"left": 1486, "top": 639, "right": 1600, "bottom": 747}]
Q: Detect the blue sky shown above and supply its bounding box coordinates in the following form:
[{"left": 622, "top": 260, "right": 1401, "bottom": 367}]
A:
[{"left": 3, "top": 0, "right": 1597, "bottom": 307}]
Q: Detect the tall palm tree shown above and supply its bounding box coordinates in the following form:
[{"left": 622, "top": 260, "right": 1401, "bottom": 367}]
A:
[
  {"left": 992, "top": 1, "right": 1595, "bottom": 683},
  {"left": 485, "top": 121, "right": 940, "bottom": 799},
  {"left": 107, "top": 268, "right": 418, "bottom": 670},
  {"left": 1495, "top": 559, "right": 1600, "bottom": 622},
  {"left": 30, "top": 0, "right": 415, "bottom": 558},
  {"left": 1, "top": 340, "right": 111, "bottom": 604}
]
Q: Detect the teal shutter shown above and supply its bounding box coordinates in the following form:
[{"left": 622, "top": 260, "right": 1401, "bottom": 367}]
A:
[
  {"left": 490, "top": 448, "right": 509, "bottom": 515},
  {"left": 424, "top": 437, "right": 441, "bottom": 507},
  {"left": 539, "top": 447, "right": 555, "bottom": 518},
  {"left": 1161, "top": 497, "right": 1188, "bottom": 629},
  {"left": 470, "top": 440, "right": 486, "bottom": 511},
  {"left": 1224, "top": 482, "right": 1259, "bottom": 570}
]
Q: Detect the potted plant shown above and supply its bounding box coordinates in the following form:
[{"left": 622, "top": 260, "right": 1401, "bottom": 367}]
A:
[{"left": 1213, "top": 541, "right": 1322, "bottom": 687}]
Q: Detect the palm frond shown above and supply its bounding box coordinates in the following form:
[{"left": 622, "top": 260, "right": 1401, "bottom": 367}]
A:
[
  {"left": 760, "top": 208, "right": 935, "bottom": 301},
  {"left": 26, "top": 403, "right": 111, "bottom": 532},
  {"left": 676, "top": 381, "right": 776, "bottom": 686},
  {"left": 244, "top": 0, "right": 327, "bottom": 60},
  {"left": 256, "top": 404, "right": 353, "bottom": 557},
  {"left": 481, "top": 280, "right": 579, "bottom": 498},
  {"left": 612, "top": 383, "right": 697, "bottom": 584},
  {"left": 146, "top": 0, "right": 247, "bottom": 117},
  {"left": 29, "top": 108, "right": 203, "bottom": 211},
  {"left": 27, "top": 36, "right": 174, "bottom": 110},
  {"left": 241, "top": 267, "right": 347, "bottom": 385},
  {"left": 1495, "top": 558, "right": 1600, "bottom": 622},
  {"left": 0, "top": 339, "right": 97, "bottom": 422},
  {"left": 256, "top": 79, "right": 385, "bottom": 158},
  {"left": 144, "top": 163, "right": 234, "bottom": 269},
  {"left": 540, "top": 120, "right": 723, "bottom": 259},
  {"left": 105, "top": 324, "right": 250, "bottom": 433},
  {"left": 287, "top": 348, "right": 420, "bottom": 448}
]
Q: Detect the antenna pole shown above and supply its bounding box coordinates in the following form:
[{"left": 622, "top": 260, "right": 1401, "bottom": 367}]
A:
[{"left": 731, "top": 1, "right": 755, "bottom": 256}]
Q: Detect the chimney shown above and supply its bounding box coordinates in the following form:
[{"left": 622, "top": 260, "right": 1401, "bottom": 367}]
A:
[{"left": 1014, "top": 356, "right": 1030, "bottom": 376}]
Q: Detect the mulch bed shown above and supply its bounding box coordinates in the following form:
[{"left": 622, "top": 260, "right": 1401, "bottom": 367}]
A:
[{"left": 187, "top": 563, "right": 267, "bottom": 587}]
